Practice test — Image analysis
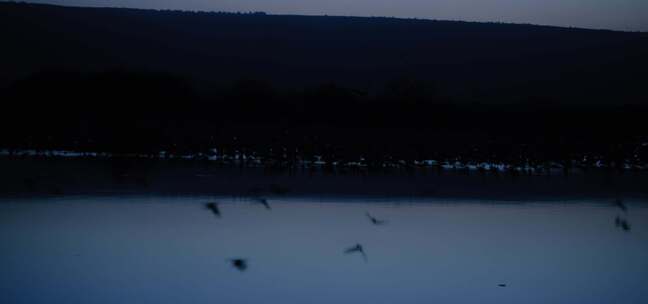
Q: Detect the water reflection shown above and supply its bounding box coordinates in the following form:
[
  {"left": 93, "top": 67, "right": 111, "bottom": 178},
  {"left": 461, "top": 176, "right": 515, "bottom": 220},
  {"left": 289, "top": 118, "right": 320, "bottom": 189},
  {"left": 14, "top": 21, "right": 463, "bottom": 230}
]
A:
[
  {"left": 22, "top": 177, "right": 36, "bottom": 192},
  {"left": 248, "top": 184, "right": 291, "bottom": 196},
  {"left": 48, "top": 185, "right": 64, "bottom": 196},
  {"left": 1, "top": 196, "right": 647, "bottom": 304},
  {"left": 268, "top": 184, "right": 290, "bottom": 195},
  {"left": 21, "top": 176, "right": 64, "bottom": 196}
]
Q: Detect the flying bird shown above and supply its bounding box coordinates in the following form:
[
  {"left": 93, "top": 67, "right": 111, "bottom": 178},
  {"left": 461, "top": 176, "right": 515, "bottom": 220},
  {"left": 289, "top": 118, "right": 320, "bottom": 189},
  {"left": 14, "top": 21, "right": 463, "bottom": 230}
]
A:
[
  {"left": 615, "top": 216, "right": 631, "bottom": 231},
  {"left": 344, "top": 243, "right": 367, "bottom": 262},
  {"left": 229, "top": 258, "right": 248, "bottom": 271},
  {"left": 614, "top": 198, "right": 627, "bottom": 212},
  {"left": 252, "top": 197, "right": 271, "bottom": 210},
  {"left": 620, "top": 220, "right": 631, "bottom": 231},
  {"left": 205, "top": 202, "right": 221, "bottom": 217},
  {"left": 366, "top": 212, "right": 387, "bottom": 225}
]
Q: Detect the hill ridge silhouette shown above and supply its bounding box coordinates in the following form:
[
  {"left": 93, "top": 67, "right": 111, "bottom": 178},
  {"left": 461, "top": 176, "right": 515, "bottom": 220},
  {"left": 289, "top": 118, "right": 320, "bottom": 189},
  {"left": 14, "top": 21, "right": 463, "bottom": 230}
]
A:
[{"left": 2, "top": 1, "right": 647, "bottom": 105}]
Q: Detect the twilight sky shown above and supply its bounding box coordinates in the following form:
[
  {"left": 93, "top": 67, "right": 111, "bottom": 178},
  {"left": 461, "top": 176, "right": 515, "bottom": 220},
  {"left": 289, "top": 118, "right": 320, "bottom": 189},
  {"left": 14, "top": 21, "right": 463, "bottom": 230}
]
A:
[{"left": 20, "top": 0, "right": 648, "bottom": 31}]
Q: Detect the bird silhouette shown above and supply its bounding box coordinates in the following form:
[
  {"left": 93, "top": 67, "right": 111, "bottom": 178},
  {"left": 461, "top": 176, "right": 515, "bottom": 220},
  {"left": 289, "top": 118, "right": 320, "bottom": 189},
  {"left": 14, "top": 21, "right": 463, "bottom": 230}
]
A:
[
  {"left": 614, "top": 198, "right": 627, "bottom": 212},
  {"left": 615, "top": 216, "right": 631, "bottom": 231},
  {"left": 620, "top": 220, "right": 631, "bottom": 231},
  {"left": 252, "top": 197, "right": 271, "bottom": 210},
  {"left": 229, "top": 258, "right": 248, "bottom": 271},
  {"left": 205, "top": 202, "right": 221, "bottom": 217},
  {"left": 344, "top": 243, "right": 367, "bottom": 262},
  {"left": 366, "top": 212, "right": 387, "bottom": 225}
]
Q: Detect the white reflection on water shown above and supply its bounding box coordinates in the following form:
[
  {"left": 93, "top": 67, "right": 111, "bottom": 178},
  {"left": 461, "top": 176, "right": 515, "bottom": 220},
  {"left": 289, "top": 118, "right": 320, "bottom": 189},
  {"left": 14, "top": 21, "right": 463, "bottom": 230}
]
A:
[{"left": 1, "top": 196, "right": 647, "bottom": 304}]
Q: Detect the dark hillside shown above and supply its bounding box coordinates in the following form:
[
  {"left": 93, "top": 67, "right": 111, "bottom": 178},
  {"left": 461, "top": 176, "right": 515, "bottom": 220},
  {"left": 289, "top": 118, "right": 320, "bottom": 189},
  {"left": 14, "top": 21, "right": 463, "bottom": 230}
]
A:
[
  {"left": 1, "top": 2, "right": 648, "bottom": 170},
  {"left": 1, "top": 2, "right": 647, "bottom": 104}
]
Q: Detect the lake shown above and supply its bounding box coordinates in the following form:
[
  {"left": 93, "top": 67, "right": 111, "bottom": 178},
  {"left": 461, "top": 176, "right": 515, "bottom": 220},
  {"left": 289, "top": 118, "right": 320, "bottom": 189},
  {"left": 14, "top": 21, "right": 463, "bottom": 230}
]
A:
[{"left": 1, "top": 193, "right": 647, "bottom": 304}]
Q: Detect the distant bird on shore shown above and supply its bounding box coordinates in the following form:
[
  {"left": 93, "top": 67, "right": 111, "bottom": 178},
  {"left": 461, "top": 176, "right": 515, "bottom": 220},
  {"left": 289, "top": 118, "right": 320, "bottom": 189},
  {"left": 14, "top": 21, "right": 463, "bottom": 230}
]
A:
[
  {"left": 344, "top": 243, "right": 367, "bottom": 262},
  {"left": 205, "top": 202, "right": 221, "bottom": 217},
  {"left": 614, "top": 198, "right": 627, "bottom": 212},
  {"left": 366, "top": 212, "right": 387, "bottom": 225},
  {"left": 229, "top": 258, "right": 248, "bottom": 271},
  {"left": 252, "top": 197, "right": 271, "bottom": 210}
]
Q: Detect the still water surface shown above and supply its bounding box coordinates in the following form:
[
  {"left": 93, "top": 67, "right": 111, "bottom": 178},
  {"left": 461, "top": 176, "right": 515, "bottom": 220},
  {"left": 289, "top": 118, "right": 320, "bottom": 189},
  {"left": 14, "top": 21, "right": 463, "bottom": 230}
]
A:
[{"left": 1, "top": 196, "right": 647, "bottom": 304}]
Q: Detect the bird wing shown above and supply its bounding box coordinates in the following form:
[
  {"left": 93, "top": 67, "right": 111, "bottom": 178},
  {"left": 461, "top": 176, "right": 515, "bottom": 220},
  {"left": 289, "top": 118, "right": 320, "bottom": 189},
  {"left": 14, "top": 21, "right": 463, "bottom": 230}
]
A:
[{"left": 344, "top": 246, "right": 360, "bottom": 253}]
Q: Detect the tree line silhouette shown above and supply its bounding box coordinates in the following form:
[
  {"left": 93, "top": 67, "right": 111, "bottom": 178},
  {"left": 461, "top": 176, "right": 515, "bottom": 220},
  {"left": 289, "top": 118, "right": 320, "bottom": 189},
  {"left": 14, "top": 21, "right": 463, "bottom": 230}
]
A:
[{"left": 1, "top": 69, "right": 647, "bottom": 171}]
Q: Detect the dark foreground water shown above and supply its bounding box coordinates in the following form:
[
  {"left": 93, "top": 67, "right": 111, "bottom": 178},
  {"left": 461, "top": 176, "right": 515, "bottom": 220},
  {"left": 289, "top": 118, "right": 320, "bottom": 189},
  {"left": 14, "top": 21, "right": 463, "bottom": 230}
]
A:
[{"left": 1, "top": 195, "right": 647, "bottom": 304}]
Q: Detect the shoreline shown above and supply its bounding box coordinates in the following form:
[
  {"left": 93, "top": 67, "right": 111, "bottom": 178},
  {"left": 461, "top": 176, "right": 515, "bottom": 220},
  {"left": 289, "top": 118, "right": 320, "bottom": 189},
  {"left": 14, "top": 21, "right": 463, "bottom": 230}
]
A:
[
  {"left": 1, "top": 148, "right": 646, "bottom": 174},
  {"left": 2, "top": 157, "right": 647, "bottom": 201}
]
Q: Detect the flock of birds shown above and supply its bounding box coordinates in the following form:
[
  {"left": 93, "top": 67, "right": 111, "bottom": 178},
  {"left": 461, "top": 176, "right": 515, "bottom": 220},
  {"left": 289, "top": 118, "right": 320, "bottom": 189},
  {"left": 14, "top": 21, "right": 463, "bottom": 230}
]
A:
[
  {"left": 202, "top": 196, "right": 516, "bottom": 287},
  {"left": 201, "top": 194, "right": 634, "bottom": 292},
  {"left": 204, "top": 199, "right": 388, "bottom": 270},
  {"left": 21, "top": 175, "right": 633, "bottom": 289}
]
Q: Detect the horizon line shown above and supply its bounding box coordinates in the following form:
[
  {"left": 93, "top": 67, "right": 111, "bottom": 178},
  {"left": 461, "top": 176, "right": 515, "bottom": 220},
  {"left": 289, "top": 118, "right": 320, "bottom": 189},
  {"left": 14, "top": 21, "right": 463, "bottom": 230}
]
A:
[{"left": 3, "top": 1, "right": 647, "bottom": 34}]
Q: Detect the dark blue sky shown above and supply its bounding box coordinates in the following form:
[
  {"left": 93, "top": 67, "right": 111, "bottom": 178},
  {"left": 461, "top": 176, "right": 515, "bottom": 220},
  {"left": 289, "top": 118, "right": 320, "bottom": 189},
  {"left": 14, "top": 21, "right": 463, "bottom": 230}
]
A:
[{"left": 20, "top": 0, "right": 648, "bottom": 31}]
